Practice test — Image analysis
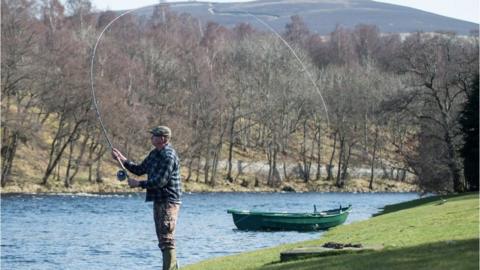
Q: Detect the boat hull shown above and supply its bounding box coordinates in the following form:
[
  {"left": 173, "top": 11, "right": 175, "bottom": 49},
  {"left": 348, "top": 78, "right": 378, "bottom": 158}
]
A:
[{"left": 227, "top": 206, "right": 351, "bottom": 231}]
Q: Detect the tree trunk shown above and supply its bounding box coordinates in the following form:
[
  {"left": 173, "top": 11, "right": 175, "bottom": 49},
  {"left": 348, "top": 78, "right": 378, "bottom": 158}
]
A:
[
  {"left": 88, "top": 163, "right": 93, "bottom": 183},
  {"left": 363, "top": 112, "right": 369, "bottom": 153},
  {"left": 42, "top": 115, "right": 66, "bottom": 185},
  {"left": 335, "top": 135, "right": 345, "bottom": 188},
  {"left": 315, "top": 125, "right": 322, "bottom": 180},
  {"left": 186, "top": 157, "right": 193, "bottom": 182},
  {"left": 267, "top": 138, "right": 279, "bottom": 187},
  {"left": 226, "top": 108, "right": 236, "bottom": 182},
  {"left": 1, "top": 95, "right": 15, "bottom": 187},
  {"left": 301, "top": 120, "right": 310, "bottom": 182},
  {"left": 401, "top": 167, "right": 407, "bottom": 182},
  {"left": 341, "top": 142, "right": 354, "bottom": 184},
  {"left": 96, "top": 156, "right": 103, "bottom": 183},
  {"left": 369, "top": 128, "right": 379, "bottom": 190},
  {"left": 203, "top": 137, "right": 211, "bottom": 184},
  {"left": 95, "top": 145, "right": 106, "bottom": 183},
  {"left": 327, "top": 131, "right": 338, "bottom": 181},
  {"left": 1, "top": 131, "right": 19, "bottom": 187},
  {"left": 272, "top": 150, "right": 279, "bottom": 187},
  {"left": 445, "top": 131, "right": 464, "bottom": 192},
  {"left": 87, "top": 138, "right": 100, "bottom": 183},
  {"left": 68, "top": 134, "right": 89, "bottom": 185},
  {"left": 195, "top": 155, "right": 201, "bottom": 182},
  {"left": 55, "top": 136, "right": 64, "bottom": 183},
  {"left": 243, "top": 116, "right": 251, "bottom": 149},
  {"left": 210, "top": 141, "right": 223, "bottom": 187},
  {"left": 42, "top": 118, "right": 85, "bottom": 185},
  {"left": 283, "top": 160, "right": 289, "bottom": 181},
  {"left": 64, "top": 139, "right": 75, "bottom": 188}
]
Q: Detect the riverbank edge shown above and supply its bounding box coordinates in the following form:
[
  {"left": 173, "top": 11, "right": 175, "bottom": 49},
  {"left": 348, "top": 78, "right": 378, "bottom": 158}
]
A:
[
  {"left": 0, "top": 176, "right": 418, "bottom": 194},
  {"left": 0, "top": 187, "right": 418, "bottom": 195},
  {"left": 0, "top": 190, "right": 418, "bottom": 196},
  {"left": 181, "top": 192, "right": 479, "bottom": 270}
]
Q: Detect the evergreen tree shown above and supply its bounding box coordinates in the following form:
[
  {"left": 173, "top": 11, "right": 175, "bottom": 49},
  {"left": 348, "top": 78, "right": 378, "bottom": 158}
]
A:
[{"left": 459, "top": 74, "right": 479, "bottom": 191}]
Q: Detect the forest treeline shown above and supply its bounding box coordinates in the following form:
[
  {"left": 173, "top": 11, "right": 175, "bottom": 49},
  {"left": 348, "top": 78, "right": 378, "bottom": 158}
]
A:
[{"left": 1, "top": 0, "right": 478, "bottom": 193}]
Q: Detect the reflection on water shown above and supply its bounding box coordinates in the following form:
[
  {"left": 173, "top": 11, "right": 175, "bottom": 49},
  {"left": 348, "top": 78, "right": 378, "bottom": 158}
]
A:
[{"left": 1, "top": 192, "right": 418, "bottom": 269}]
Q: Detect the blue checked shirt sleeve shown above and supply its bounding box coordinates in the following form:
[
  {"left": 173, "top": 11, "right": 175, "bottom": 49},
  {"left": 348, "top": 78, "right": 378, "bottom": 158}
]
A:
[
  {"left": 123, "top": 156, "right": 148, "bottom": 176},
  {"left": 144, "top": 155, "right": 175, "bottom": 189}
]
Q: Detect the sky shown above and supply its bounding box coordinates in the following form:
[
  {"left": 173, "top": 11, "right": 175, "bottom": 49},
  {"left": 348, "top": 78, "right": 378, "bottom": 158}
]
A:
[{"left": 87, "top": 0, "right": 479, "bottom": 24}]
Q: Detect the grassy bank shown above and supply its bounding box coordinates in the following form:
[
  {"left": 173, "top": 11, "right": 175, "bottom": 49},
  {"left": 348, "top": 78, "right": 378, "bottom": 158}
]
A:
[{"left": 182, "top": 193, "right": 479, "bottom": 270}]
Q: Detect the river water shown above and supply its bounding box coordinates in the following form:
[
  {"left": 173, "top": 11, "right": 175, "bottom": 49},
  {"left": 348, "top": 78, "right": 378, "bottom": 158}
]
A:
[{"left": 1, "top": 192, "right": 418, "bottom": 269}]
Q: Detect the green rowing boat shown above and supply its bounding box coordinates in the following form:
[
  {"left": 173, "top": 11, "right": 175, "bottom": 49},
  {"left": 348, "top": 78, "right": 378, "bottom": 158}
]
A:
[{"left": 227, "top": 205, "right": 351, "bottom": 231}]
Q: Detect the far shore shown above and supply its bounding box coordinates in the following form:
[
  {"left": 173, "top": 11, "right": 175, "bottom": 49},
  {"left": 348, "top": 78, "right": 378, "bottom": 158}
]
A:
[{"left": 0, "top": 179, "right": 418, "bottom": 195}]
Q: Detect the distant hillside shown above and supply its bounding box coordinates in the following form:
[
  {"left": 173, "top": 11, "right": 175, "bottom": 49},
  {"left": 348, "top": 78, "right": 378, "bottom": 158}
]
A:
[{"left": 133, "top": 0, "right": 478, "bottom": 34}]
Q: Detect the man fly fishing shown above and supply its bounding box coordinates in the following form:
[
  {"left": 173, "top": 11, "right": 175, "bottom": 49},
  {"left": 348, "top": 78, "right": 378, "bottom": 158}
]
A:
[{"left": 112, "top": 126, "right": 181, "bottom": 270}]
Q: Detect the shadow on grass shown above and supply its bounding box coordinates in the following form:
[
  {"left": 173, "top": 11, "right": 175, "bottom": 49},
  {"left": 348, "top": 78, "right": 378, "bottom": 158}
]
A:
[
  {"left": 260, "top": 238, "right": 479, "bottom": 270},
  {"left": 374, "top": 192, "right": 479, "bottom": 216}
]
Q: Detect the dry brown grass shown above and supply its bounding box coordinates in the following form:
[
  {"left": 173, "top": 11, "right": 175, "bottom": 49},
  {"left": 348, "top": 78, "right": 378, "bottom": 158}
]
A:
[{"left": 2, "top": 113, "right": 417, "bottom": 194}]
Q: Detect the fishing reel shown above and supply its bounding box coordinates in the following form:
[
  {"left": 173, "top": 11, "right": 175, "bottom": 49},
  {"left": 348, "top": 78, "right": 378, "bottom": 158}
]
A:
[{"left": 116, "top": 170, "right": 128, "bottom": 181}]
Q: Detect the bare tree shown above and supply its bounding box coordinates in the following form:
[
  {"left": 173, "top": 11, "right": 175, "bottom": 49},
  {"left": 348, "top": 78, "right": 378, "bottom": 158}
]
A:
[
  {"left": 1, "top": 0, "right": 41, "bottom": 186},
  {"left": 393, "top": 32, "right": 478, "bottom": 192}
]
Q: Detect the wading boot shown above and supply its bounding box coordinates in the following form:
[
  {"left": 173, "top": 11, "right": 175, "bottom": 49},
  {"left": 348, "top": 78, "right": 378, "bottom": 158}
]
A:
[{"left": 162, "top": 248, "right": 177, "bottom": 270}]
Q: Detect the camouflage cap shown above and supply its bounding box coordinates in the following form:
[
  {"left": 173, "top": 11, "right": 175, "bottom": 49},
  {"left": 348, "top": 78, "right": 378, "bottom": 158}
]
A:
[{"left": 149, "top": 126, "right": 171, "bottom": 137}]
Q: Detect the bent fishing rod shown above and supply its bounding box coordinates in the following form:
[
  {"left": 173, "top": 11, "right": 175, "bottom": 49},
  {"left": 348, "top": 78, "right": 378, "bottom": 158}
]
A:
[
  {"left": 90, "top": 4, "right": 330, "bottom": 181},
  {"left": 89, "top": 4, "right": 158, "bottom": 182}
]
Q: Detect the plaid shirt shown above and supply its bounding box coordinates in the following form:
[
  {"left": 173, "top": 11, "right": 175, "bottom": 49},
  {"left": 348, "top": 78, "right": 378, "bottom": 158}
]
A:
[{"left": 123, "top": 144, "right": 181, "bottom": 204}]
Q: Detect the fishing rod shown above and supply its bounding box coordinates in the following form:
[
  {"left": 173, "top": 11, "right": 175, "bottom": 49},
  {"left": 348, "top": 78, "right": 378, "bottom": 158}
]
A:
[
  {"left": 90, "top": 4, "right": 331, "bottom": 180},
  {"left": 89, "top": 4, "right": 158, "bottom": 182}
]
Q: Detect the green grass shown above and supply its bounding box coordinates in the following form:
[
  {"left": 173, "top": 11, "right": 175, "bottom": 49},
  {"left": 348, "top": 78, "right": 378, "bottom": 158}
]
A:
[
  {"left": 182, "top": 193, "right": 479, "bottom": 270},
  {"left": 260, "top": 239, "right": 479, "bottom": 270},
  {"left": 374, "top": 193, "right": 474, "bottom": 216}
]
